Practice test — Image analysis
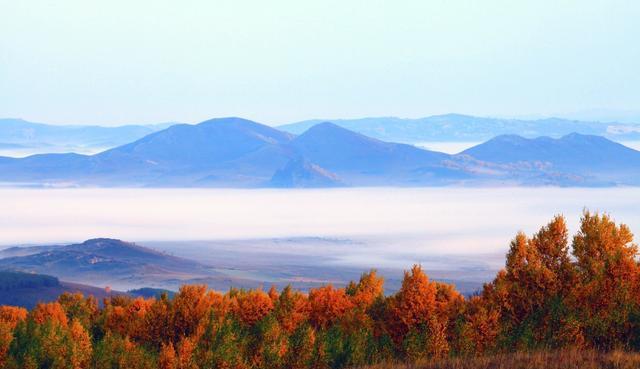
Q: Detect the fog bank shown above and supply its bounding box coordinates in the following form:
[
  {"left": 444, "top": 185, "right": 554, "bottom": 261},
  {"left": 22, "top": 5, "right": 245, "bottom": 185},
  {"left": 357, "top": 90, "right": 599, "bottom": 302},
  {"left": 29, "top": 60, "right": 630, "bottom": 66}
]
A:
[{"left": 2, "top": 188, "right": 638, "bottom": 256}]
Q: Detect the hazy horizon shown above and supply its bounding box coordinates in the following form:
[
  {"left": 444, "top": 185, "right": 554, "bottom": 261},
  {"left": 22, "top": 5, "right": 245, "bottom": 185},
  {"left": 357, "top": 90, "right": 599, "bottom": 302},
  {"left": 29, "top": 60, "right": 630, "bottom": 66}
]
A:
[{"left": 3, "top": 111, "right": 640, "bottom": 128}]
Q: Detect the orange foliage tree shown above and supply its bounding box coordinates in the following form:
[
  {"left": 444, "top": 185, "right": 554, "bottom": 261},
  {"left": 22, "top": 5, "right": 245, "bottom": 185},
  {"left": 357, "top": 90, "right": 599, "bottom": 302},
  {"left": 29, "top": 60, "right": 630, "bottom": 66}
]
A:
[
  {"left": 387, "top": 265, "right": 437, "bottom": 342},
  {"left": 274, "top": 285, "right": 309, "bottom": 333},
  {"left": 235, "top": 289, "right": 274, "bottom": 326},
  {"left": 0, "top": 306, "right": 28, "bottom": 367},
  {"left": 308, "top": 285, "right": 353, "bottom": 330},
  {"left": 31, "top": 302, "right": 68, "bottom": 327},
  {"left": 570, "top": 211, "right": 640, "bottom": 348}
]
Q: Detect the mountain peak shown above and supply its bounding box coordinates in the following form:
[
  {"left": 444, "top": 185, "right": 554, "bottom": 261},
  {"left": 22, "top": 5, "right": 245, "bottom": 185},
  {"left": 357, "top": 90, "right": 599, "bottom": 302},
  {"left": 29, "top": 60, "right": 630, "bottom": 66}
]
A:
[
  {"left": 79, "top": 238, "right": 132, "bottom": 248},
  {"left": 296, "top": 121, "right": 380, "bottom": 145},
  {"left": 71, "top": 238, "right": 162, "bottom": 256},
  {"left": 480, "top": 134, "right": 535, "bottom": 147},
  {"left": 96, "top": 117, "right": 293, "bottom": 170},
  {"left": 559, "top": 132, "right": 607, "bottom": 142},
  {"left": 197, "top": 116, "right": 263, "bottom": 127},
  {"left": 301, "top": 121, "right": 359, "bottom": 134}
]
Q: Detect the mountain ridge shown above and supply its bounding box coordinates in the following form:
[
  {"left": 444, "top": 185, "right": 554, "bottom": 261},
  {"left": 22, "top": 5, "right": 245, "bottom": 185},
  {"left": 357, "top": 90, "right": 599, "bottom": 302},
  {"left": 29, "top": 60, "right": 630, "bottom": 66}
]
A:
[
  {"left": 0, "top": 118, "right": 638, "bottom": 187},
  {"left": 278, "top": 115, "right": 640, "bottom": 143},
  {"left": 0, "top": 118, "right": 177, "bottom": 155}
]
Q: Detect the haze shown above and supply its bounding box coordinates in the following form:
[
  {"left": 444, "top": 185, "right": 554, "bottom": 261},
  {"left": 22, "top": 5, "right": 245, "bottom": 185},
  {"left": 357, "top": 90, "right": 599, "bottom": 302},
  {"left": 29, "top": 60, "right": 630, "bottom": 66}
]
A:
[
  {"left": 2, "top": 187, "right": 639, "bottom": 269},
  {"left": 2, "top": 1, "right": 639, "bottom": 125}
]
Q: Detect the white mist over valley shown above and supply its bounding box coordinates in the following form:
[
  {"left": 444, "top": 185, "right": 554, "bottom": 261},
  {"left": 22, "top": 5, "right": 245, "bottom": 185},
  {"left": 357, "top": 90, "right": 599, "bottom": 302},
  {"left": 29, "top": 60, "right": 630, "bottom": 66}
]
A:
[{"left": 2, "top": 187, "right": 639, "bottom": 271}]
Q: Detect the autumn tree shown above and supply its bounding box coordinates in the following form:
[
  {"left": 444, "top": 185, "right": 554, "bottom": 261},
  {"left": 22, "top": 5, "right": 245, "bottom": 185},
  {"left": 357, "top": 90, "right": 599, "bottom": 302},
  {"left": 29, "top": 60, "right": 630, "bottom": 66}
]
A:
[
  {"left": 176, "top": 336, "right": 198, "bottom": 369},
  {"left": 196, "top": 313, "right": 248, "bottom": 369},
  {"left": 31, "top": 302, "right": 68, "bottom": 327},
  {"left": 171, "top": 285, "right": 214, "bottom": 342},
  {"left": 0, "top": 306, "right": 27, "bottom": 367},
  {"left": 308, "top": 285, "right": 353, "bottom": 330},
  {"left": 454, "top": 295, "right": 500, "bottom": 356},
  {"left": 103, "top": 296, "right": 153, "bottom": 341},
  {"left": 570, "top": 211, "right": 640, "bottom": 348},
  {"left": 284, "top": 324, "right": 316, "bottom": 369},
  {"left": 274, "top": 285, "right": 309, "bottom": 333},
  {"left": 68, "top": 318, "right": 93, "bottom": 369},
  {"left": 235, "top": 289, "right": 274, "bottom": 326},
  {"left": 159, "top": 341, "right": 177, "bottom": 369},
  {"left": 143, "top": 293, "right": 173, "bottom": 348},
  {"left": 251, "top": 315, "right": 288, "bottom": 369},
  {"left": 484, "top": 216, "right": 575, "bottom": 349},
  {"left": 387, "top": 265, "right": 437, "bottom": 343},
  {"left": 92, "top": 332, "right": 156, "bottom": 369},
  {"left": 347, "top": 269, "right": 384, "bottom": 309},
  {"left": 57, "top": 292, "right": 98, "bottom": 329}
]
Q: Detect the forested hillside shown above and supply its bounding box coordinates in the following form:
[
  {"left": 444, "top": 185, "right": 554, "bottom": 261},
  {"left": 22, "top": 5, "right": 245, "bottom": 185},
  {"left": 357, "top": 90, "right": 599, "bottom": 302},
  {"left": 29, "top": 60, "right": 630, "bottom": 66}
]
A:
[{"left": 1, "top": 211, "right": 639, "bottom": 368}]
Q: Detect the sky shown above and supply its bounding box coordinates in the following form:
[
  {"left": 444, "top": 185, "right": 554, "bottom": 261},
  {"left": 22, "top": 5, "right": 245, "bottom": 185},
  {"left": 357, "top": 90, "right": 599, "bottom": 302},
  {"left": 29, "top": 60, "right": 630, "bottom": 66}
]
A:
[{"left": 1, "top": 0, "right": 639, "bottom": 126}]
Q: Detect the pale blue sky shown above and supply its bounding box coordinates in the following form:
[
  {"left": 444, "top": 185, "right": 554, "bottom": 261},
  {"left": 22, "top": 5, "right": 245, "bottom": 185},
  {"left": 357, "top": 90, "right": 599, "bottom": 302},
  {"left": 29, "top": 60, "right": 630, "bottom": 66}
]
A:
[{"left": 1, "top": 0, "right": 639, "bottom": 126}]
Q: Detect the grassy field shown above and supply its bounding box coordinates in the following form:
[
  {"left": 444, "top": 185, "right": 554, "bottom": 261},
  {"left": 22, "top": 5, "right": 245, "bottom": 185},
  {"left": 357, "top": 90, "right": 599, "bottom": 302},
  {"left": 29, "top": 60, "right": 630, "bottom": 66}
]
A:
[{"left": 361, "top": 350, "right": 640, "bottom": 369}]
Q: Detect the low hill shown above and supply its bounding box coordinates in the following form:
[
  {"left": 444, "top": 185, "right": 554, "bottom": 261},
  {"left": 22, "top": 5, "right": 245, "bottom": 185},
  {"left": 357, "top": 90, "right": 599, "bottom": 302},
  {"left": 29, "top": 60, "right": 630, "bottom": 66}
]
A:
[
  {"left": 0, "top": 238, "right": 219, "bottom": 290},
  {"left": 0, "top": 270, "right": 120, "bottom": 308}
]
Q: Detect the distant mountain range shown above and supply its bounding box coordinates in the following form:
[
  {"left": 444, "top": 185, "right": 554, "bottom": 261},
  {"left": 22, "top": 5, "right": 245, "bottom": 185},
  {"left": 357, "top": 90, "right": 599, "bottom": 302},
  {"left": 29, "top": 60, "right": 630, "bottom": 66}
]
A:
[
  {"left": 0, "top": 117, "right": 638, "bottom": 187},
  {"left": 278, "top": 114, "right": 640, "bottom": 143},
  {"left": 2, "top": 114, "right": 640, "bottom": 157},
  {"left": 0, "top": 118, "right": 176, "bottom": 156}
]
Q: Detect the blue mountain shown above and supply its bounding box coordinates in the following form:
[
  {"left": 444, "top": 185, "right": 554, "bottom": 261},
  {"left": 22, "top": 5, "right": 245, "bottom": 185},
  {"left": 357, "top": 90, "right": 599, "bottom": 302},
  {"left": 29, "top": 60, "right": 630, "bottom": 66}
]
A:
[
  {"left": 462, "top": 133, "right": 640, "bottom": 185},
  {"left": 0, "top": 118, "right": 637, "bottom": 187},
  {"left": 292, "top": 122, "right": 447, "bottom": 171},
  {"left": 0, "top": 118, "right": 296, "bottom": 186},
  {"left": 0, "top": 118, "right": 175, "bottom": 153},
  {"left": 288, "top": 122, "right": 471, "bottom": 185},
  {"left": 278, "top": 114, "right": 640, "bottom": 143}
]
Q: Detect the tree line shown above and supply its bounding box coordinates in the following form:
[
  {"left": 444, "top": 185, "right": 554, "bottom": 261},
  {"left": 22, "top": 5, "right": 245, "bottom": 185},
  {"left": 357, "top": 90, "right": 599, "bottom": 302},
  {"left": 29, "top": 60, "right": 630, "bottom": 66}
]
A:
[{"left": 0, "top": 211, "right": 639, "bottom": 369}]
